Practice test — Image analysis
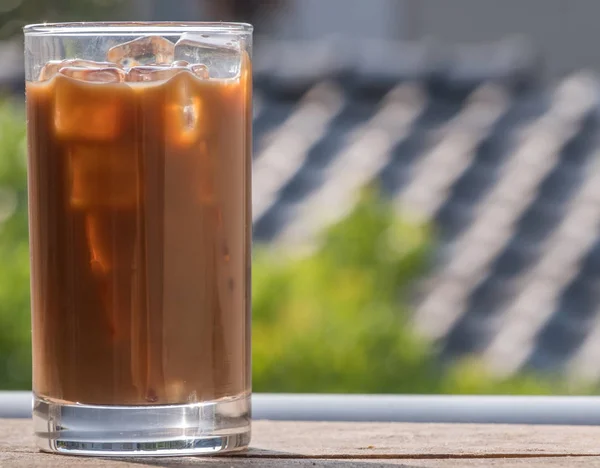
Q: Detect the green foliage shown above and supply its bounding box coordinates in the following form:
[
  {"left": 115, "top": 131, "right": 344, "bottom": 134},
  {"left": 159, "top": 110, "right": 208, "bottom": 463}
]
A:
[
  {"left": 252, "top": 189, "right": 439, "bottom": 393},
  {"left": 252, "top": 189, "right": 593, "bottom": 395},
  {"left": 0, "top": 0, "right": 126, "bottom": 39},
  {"left": 0, "top": 98, "right": 593, "bottom": 394},
  {"left": 0, "top": 99, "right": 31, "bottom": 389}
]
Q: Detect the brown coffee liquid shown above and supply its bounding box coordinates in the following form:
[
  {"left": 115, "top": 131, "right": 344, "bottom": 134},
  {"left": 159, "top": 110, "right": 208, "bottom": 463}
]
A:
[{"left": 26, "top": 63, "right": 251, "bottom": 405}]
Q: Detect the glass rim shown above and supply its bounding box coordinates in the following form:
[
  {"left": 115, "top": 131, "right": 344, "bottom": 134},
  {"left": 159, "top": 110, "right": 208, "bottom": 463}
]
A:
[{"left": 23, "top": 21, "right": 253, "bottom": 36}]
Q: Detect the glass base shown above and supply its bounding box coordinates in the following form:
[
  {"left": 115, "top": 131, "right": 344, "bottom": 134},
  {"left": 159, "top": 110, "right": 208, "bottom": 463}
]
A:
[{"left": 33, "top": 393, "right": 251, "bottom": 457}]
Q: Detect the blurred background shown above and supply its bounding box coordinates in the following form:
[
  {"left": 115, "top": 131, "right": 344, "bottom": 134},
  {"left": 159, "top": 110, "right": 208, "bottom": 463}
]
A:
[{"left": 1, "top": 0, "right": 600, "bottom": 395}]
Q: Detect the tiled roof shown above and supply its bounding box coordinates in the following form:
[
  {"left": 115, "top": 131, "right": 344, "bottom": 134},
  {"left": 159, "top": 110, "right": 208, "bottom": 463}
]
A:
[{"left": 252, "top": 39, "right": 600, "bottom": 381}]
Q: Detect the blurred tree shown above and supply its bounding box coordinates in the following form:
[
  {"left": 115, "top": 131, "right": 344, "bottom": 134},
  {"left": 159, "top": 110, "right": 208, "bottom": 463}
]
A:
[
  {"left": 0, "top": 99, "right": 31, "bottom": 389},
  {"left": 252, "top": 189, "right": 594, "bottom": 395},
  {"left": 0, "top": 0, "right": 126, "bottom": 39},
  {"left": 252, "top": 188, "right": 439, "bottom": 393}
]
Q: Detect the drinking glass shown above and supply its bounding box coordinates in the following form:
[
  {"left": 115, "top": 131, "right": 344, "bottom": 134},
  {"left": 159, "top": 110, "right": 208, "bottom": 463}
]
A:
[{"left": 24, "top": 22, "right": 252, "bottom": 456}]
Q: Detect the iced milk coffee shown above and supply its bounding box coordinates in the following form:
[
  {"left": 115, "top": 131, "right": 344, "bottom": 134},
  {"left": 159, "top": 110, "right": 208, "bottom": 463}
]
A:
[{"left": 26, "top": 34, "right": 252, "bottom": 406}]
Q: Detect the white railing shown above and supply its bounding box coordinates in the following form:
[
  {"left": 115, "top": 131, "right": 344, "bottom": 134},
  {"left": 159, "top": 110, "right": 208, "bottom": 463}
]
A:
[{"left": 6, "top": 392, "right": 600, "bottom": 425}]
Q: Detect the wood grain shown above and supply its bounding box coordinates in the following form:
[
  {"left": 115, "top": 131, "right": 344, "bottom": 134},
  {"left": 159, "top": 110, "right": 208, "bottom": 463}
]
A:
[{"left": 4, "top": 419, "right": 600, "bottom": 467}]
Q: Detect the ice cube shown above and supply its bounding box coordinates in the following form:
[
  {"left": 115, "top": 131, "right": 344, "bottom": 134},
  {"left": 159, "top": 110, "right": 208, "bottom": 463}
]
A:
[
  {"left": 190, "top": 64, "right": 209, "bottom": 80},
  {"left": 107, "top": 36, "right": 175, "bottom": 67},
  {"left": 39, "top": 59, "right": 121, "bottom": 81},
  {"left": 174, "top": 33, "right": 241, "bottom": 79},
  {"left": 165, "top": 95, "right": 204, "bottom": 147},
  {"left": 126, "top": 65, "right": 186, "bottom": 83},
  {"left": 54, "top": 76, "right": 130, "bottom": 141},
  {"left": 59, "top": 66, "right": 126, "bottom": 83},
  {"left": 39, "top": 60, "right": 64, "bottom": 81},
  {"left": 68, "top": 143, "right": 139, "bottom": 210},
  {"left": 172, "top": 60, "right": 190, "bottom": 67},
  {"left": 163, "top": 73, "right": 206, "bottom": 148}
]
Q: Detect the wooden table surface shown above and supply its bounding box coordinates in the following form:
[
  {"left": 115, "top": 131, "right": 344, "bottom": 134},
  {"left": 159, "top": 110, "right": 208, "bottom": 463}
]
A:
[{"left": 4, "top": 419, "right": 600, "bottom": 467}]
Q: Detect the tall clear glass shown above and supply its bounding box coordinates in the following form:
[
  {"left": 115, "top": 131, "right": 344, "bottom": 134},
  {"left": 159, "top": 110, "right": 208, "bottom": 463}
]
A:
[{"left": 23, "top": 22, "right": 252, "bottom": 457}]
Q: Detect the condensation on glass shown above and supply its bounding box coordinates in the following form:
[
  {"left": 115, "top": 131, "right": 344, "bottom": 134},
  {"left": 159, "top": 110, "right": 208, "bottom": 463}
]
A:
[{"left": 24, "top": 22, "right": 252, "bottom": 457}]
